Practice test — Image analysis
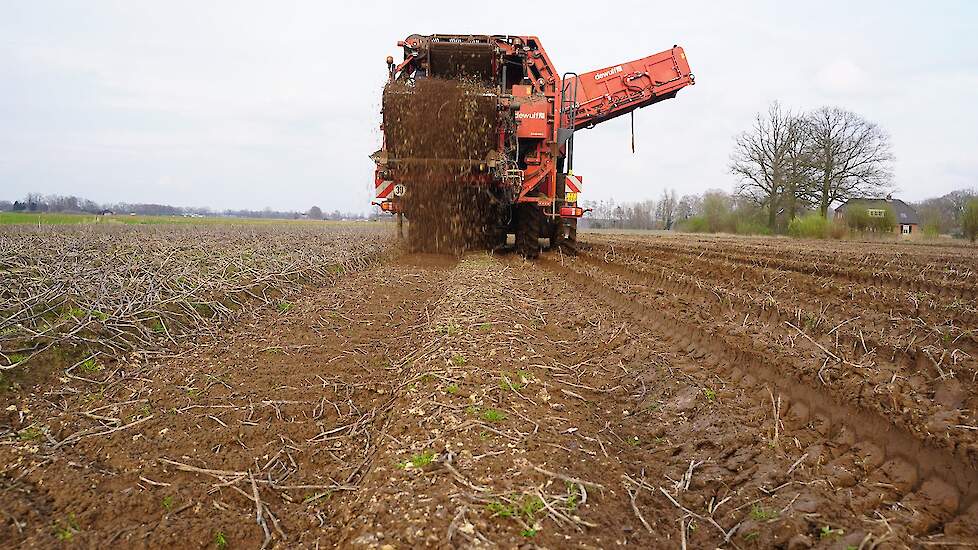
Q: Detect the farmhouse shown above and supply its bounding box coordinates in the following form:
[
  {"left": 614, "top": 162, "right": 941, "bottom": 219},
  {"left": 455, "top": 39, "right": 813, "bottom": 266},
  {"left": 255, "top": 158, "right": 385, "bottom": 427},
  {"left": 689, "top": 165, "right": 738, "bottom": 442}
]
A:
[{"left": 834, "top": 195, "right": 920, "bottom": 235}]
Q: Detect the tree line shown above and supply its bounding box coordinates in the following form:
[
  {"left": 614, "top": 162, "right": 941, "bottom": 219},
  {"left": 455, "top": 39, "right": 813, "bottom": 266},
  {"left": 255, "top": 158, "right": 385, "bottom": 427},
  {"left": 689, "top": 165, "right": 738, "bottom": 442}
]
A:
[
  {"left": 0, "top": 194, "right": 372, "bottom": 221},
  {"left": 583, "top": 101, "right": 899, "bottom": 233},
  {"left": 583, "top": 100, "right": 978, "bottom": 241},
  {"left": 581, "top": 189, "right": 685, "bottom": 230},
  {"left": 583, "top": 190, "right": 771, "bottom": 234},
  {"left": 582, "top": 186, "right": 978, "bottom": 241}
]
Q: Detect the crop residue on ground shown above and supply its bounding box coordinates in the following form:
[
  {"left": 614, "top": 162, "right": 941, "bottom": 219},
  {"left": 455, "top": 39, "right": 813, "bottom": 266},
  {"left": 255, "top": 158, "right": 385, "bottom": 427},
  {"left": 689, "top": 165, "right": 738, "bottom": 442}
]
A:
[{"left": 2, "top": 226, "right": 978, "bottom": 547}]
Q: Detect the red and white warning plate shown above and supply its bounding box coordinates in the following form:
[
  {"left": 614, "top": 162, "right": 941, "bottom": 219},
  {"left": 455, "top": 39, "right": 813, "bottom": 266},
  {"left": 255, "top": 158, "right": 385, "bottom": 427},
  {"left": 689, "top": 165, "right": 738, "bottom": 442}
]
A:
[
  {"left": 565, "top": 174, "right": 583, "bottom": 193},
  {"left": 375, "top": 179, "right": 394, "bottom": 199}
]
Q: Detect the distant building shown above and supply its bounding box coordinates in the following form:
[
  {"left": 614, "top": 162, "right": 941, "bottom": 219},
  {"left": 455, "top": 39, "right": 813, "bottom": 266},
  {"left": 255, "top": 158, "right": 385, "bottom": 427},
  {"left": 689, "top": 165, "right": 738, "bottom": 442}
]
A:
[{"left": 834, "top": 195, "right": 919, "bottom": 236}]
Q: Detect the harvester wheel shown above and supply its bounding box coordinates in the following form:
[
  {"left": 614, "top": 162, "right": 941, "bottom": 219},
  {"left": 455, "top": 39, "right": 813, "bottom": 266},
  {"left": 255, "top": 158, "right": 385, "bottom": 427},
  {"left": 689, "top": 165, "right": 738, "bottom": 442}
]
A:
[
  {"left": 486, "top": 223, "right": 507, "bottom": 251},
  {"left": 484, "top": 203, "right": 508, "bottom": 251},
  {"left": 548, "top": 218, "right": 563, "bottom": 250},
  {"left": 515, "top": 205, "right": 541, "bottom": 259}
]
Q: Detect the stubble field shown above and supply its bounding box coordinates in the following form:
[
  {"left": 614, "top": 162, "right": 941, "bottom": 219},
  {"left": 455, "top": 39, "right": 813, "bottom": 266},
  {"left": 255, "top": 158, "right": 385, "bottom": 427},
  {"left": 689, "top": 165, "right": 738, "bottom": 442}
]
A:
[{"left": 2, "top": 223, "right": 977, "bottom": 549}]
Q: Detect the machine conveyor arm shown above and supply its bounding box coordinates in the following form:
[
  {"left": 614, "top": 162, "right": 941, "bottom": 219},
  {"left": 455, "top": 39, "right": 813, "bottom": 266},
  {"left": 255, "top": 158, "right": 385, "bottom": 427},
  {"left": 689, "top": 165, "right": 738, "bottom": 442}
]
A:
[{"left": 562, "top": 46, "right": 694, "bottom": 130}]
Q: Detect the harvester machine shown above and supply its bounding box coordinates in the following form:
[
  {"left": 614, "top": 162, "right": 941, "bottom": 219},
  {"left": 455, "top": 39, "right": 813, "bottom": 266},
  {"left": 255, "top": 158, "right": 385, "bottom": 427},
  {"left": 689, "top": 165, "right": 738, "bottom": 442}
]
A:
[{"left": 372, "top": 34, "right": 694, "bottom": 257}]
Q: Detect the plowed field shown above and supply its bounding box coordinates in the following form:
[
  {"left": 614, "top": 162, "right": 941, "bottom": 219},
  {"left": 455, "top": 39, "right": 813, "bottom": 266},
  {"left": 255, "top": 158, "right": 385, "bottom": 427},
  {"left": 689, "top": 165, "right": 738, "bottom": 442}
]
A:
[{"left": 3, "top": 227, "right": 977, "bottom": 549}]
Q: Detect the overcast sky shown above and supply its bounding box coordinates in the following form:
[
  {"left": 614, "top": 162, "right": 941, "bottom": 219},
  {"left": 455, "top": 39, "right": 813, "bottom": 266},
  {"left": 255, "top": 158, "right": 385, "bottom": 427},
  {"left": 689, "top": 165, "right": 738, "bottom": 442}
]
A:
[{"left": 2, "top": 1, "right": 977, "bottom": 213}]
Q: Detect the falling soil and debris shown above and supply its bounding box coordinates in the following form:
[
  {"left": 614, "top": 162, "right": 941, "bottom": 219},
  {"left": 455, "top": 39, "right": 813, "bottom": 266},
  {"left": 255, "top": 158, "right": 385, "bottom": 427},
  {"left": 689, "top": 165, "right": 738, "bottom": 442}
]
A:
[
  {"left": 3, "top": 226, "right": 978, "bottom": 548},
  {"left": 383, "top": 78, "right": 501, "bottom": 254}
]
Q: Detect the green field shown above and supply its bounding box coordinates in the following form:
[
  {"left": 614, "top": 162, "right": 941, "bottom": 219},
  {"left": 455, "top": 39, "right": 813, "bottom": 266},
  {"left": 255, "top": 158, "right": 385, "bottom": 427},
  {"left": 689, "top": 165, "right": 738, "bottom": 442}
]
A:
[{"left": 0, "top": 212, "right": 378, "bottom": 226}]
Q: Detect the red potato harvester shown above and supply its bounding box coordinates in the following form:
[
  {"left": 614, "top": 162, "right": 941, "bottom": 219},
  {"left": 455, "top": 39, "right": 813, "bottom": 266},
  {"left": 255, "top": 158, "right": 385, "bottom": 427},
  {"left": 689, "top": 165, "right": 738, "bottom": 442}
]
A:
[{"left": 371, "top": 34, "right": 694, "bottom": 257}]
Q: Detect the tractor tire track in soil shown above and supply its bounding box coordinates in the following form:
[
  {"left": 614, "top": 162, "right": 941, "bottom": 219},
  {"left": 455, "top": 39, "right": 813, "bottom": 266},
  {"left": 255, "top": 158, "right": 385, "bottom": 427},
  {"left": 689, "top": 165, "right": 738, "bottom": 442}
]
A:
[
  {"left": 585, "top": 237, "right": 978, "bottom": 333},
  {"left": 581, "top": 236, "right": 978, "bottom": 434},
  {"left": 570, "top": 245, "right": 978, "bottom": 447},
  {"left": 3, "top": 235, "right": 978, "bottom": 548},
  {"left": 536, "top": 239, "right": 978, "bottom": 545},
  {"left": 589, "top": 235, "right": 978, "bottom": 302}
]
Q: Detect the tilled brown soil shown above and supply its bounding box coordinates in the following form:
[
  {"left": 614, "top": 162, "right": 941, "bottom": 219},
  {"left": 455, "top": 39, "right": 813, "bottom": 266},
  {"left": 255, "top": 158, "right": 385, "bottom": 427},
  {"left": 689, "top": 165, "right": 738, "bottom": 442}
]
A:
[{"left": 2, "top": 232, "right": 978, "bottom": 548}]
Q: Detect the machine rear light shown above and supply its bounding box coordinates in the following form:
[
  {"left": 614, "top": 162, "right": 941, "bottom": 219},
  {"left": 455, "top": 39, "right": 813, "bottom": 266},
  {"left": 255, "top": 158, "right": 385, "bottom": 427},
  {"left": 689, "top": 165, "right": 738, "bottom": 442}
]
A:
[{"left": 559, "top": 206, "right": 584, "bottom": 218}]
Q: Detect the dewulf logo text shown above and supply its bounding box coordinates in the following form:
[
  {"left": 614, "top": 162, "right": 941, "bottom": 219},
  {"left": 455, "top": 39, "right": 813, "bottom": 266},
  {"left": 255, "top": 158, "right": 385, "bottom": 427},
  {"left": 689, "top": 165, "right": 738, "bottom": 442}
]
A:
[
  {"left": 594, "top": 65, "right": 623, "bottom": 80},
  {"left": 516, "top": 112, "right": 546, "bottom": 120}
]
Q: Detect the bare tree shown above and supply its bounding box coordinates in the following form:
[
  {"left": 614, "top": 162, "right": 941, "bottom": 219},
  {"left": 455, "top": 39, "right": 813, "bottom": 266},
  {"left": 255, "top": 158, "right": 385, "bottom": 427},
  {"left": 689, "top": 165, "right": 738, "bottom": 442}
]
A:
[
  {"left": 915, "top": 189, "right": 977, "bottom": 234},
  {"left": 308, "top": 205, "right": 324, "bottom": 220},
  {"left": 627, "top": 199, "right": 655, "bottom": 229},
  {"left": 676, "top": 194, "right": 701, "bottom": 221},
  {"left": 613, "top": 205, "right": 626, "bottom": 227},
  {"left": 730, "top": 102, "right": 804, "bottom": 229},
  {"left": 945, "top": 189, "right": 978, "bottom": 229},
  {"left": 804, "top": 106, "right": 893, "bottom": 217},
  {"left": 25, "top": 193, "right": 44, "bottom": 211},
  {"left": 782, "top": 122, "right": 815, "bottom": 221},
  {"left": 655, "top": 188, "right": 678, "bottom": 229}
]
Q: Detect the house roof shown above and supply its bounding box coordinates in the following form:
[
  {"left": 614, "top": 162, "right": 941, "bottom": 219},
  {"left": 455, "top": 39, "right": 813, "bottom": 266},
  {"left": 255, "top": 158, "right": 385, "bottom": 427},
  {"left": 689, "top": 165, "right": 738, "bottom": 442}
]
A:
[{"left": 835, "top": 197, "right": 920, "bottom": 225}]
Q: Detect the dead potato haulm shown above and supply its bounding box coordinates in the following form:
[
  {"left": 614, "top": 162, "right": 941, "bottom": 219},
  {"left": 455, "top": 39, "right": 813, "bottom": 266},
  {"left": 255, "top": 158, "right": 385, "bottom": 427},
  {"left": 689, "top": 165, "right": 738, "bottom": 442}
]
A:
[
  {"left": 0, "top": 225, "right": 391, "bottom": 372},
  {"left": 2, "top": 224, "right": 978, "bottom": 548}
]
